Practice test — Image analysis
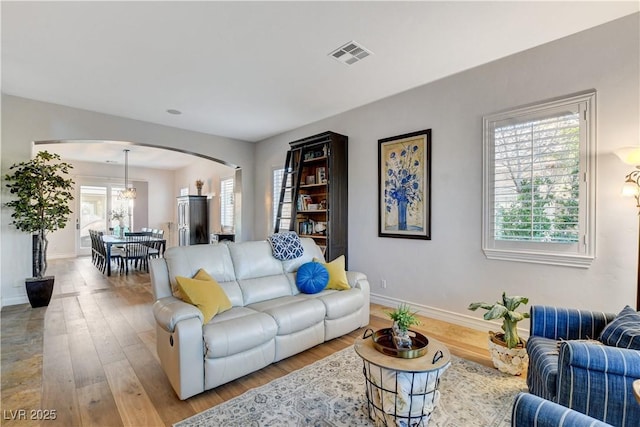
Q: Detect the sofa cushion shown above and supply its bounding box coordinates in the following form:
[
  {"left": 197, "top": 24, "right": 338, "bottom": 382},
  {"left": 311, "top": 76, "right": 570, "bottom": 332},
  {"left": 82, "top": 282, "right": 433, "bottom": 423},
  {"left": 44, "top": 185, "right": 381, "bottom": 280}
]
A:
[
  {"left": 204, "top": 308, "right": 277, "bottom": 358},
  {"left": 314, "top": 255, "right": 350, "bottom": 290},
  {"left": 267, "top": 232, "right": 304, "bottom": 261},
  {"left": 310, "top": 288, "right": 364, "bottom": 320},
  {"left": 599, "top": 305, "right": 640, "bottom": 350},
  {"left": 282, "top": 237, "right": 325, "bottom": 273},
  {"left": 176, "top": 273, "right": 232, "bottom": 324},
  {"left": 164, "top": 244, "right": 238, "bottom": 298},
  {"left": 526, "top": 336, "right": 560, "bottom": 401},
  {"left": 250, "top": 297, "right": 326, "bottom": 336},
  {"left": 238, "top": 275, "right": 293, "bottom": 305},
  {"left": 296, "top": 262, "right": 329, "bottom": 294},
  {"left": 228, "top": 240, "right": 284, "bottom": 279}
]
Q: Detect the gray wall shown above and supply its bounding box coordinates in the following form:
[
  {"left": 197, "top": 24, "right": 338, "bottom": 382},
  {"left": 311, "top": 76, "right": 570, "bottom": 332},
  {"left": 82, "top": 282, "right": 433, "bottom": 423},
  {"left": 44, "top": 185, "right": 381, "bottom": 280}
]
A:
[
  {"left": 254, "top": 14, "right": 640, "bottom": 327},
  {"left": 1, "top": 96, "right": 256, "bottom": 306}
]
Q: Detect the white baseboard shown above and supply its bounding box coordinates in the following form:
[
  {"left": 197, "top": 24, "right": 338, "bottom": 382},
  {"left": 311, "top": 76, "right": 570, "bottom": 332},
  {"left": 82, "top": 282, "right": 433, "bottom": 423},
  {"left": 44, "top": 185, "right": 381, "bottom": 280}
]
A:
[
  {"left": 370, "top": 293, "right": 529, "bottom": 339},
  {"left": 1, "top": 294, "right": 29, "bottom": 308}
]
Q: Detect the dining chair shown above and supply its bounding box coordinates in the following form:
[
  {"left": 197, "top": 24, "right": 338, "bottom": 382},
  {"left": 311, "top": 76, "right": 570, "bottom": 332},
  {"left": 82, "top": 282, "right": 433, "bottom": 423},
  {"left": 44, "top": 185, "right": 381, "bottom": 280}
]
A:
[
  {"left": 95, "top": 231, "right": 124, "bottom": 273},
  {"left": 123, "top": 232, "right": 151, "bottom": 273},
  {"left": 89, "top": 230, "right": 98, "bottom": 266}
]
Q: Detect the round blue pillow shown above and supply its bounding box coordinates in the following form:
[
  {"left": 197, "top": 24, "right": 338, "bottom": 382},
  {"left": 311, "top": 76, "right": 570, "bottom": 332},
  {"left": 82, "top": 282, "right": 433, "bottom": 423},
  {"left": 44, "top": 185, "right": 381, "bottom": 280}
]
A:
[{"left": 296, "top": 262, "right": 329, "bottom": 294}]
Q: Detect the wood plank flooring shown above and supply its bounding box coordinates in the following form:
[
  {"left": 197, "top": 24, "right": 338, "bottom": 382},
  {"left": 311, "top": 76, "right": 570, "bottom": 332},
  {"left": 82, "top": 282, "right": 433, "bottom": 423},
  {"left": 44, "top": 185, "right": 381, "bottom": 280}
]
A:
[{"left": 1, "top": 257, "right": 505, "bottom": 427}]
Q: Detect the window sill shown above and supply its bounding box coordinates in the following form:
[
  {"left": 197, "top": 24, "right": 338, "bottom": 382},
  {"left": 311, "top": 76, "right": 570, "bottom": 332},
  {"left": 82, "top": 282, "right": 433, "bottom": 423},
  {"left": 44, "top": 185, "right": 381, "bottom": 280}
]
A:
[{"left": 483, "top": 248, "right": 594, "bottom": 268}]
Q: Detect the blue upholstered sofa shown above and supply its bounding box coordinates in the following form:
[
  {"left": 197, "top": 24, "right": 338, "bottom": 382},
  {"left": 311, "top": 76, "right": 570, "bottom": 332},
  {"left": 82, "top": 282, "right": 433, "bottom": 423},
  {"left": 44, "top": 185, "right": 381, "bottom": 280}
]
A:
[
  {"left": 512, "top": 393, "right": 612, "bottom": 427},
  {"left": 526, "top": 305, "right": 640, "bottom": 427}
]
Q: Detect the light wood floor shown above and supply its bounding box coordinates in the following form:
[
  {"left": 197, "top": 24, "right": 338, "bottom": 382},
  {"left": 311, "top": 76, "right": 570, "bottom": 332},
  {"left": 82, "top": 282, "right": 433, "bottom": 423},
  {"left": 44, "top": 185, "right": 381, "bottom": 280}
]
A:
[{"left": 1, "top": 256, "right": 505, "bottom": 427}]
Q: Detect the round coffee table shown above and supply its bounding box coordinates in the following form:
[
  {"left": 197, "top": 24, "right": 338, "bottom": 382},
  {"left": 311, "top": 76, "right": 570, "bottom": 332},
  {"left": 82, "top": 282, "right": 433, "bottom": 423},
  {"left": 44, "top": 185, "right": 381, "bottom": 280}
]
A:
[{"left": 354, "top": 332, "right": 451, "bottom": 426}]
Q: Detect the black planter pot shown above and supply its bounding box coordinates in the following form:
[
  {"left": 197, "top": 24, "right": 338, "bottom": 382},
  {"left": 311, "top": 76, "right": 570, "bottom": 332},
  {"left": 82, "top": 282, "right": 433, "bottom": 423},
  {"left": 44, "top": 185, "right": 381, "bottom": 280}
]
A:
[{"left": 25, "top": 276, "right": 54, "bottom": 308}]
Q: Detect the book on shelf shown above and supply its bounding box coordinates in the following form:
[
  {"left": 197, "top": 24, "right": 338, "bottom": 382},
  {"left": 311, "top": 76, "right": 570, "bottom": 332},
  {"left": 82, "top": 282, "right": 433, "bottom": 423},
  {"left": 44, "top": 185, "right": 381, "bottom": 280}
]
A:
[
  {"left": 316, "top": 167, "right": 326, "bottom": 184},
  {"left": 297, "top": 194, "right": 313, "bottom": 211},
  {"left": 298, "top": 218, "right": 315, "bottom": 235}
]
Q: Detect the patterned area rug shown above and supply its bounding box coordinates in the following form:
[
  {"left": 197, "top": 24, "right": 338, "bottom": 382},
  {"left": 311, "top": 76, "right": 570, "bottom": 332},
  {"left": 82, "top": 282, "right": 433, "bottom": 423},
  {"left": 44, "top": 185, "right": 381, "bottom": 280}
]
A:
[{"left": 174, "top": 345, "right": 527, "bottom": 427}]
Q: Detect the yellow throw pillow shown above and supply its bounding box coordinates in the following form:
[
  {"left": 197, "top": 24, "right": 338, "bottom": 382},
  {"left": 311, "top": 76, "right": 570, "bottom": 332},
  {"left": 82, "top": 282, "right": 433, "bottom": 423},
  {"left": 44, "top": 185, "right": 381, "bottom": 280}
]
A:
[
  {"left": 176, "top": 272, "right": 232, "bottom": 324},
  {"left": 313, "top": 255, "right": 350, "bottom": 290},
  {"left": 193, "top": 268, "right": 215, "bottom": 282}
]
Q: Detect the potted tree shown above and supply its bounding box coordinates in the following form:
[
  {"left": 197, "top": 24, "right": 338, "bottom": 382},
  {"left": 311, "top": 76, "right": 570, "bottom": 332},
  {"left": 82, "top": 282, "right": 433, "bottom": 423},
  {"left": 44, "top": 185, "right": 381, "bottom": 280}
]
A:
[
  {"left": 468, "top": 292, "right": 530, "bottom": 375},
  {"left": 4, "top": 151, "right": 74, "bottom": 307}
]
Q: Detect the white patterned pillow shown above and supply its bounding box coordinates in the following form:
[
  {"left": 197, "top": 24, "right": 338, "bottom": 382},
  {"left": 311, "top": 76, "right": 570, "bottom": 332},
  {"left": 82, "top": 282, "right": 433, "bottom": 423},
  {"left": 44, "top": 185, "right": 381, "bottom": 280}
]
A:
[{"left": 268, "top": 232, "right": 304, "bottom": 261}]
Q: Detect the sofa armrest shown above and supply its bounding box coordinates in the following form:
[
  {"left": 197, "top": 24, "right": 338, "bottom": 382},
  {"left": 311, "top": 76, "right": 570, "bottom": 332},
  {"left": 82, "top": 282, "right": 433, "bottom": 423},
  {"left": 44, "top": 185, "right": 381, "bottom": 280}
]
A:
[
  {"left": 557, "top": 341, "right": 640, "bottom": 425},
  {"left": 530, "top": 305, "right": 616, "bottom": 340},
  {"left": 347, "top": 271, "right": 368, "bottom": 291},
  {"left": 153, "top": 296, "right": 203, "bottom": 333},
  {"left": 511, "top": 393, "right": 611, "bottom": 427},
  {"left": 346, "top": 271, "right": 370, "bottom": 327}
]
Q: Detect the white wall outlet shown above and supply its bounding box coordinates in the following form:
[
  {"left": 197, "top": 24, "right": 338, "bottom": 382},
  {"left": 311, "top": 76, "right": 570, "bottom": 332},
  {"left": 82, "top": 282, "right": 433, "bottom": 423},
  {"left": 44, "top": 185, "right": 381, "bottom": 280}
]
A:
[{"left": 380, "top": 279, "right": 387, "bottom": 289}]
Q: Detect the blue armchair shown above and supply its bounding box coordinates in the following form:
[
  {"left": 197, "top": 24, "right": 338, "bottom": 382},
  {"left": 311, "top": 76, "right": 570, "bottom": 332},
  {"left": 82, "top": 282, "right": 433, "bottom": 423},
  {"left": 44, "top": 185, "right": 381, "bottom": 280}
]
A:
[
  {"left": 512, "top": 393, "right": 612, "bottom": 427},
  {"left": 526, "top": 306, "right": 640, "bottom": 427}
]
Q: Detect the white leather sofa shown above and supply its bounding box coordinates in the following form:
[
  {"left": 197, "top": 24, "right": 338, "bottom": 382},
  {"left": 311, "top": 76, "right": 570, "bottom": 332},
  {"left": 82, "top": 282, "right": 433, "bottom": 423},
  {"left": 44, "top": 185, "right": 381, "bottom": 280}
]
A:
[{"left": 149, "top": 238, "right": 370, "bottom": 400}]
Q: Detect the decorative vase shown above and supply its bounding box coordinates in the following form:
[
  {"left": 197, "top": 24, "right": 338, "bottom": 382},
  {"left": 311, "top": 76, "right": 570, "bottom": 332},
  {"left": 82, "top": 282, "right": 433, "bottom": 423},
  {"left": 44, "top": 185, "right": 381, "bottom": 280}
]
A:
[
  {"left": 118, "top": 220, "right": 125, "bottom": 238},
  {"left": 25, "top": 276, "right": 54, "bottom": 307},
  {"left": 397, "top": 200, "right": 408, "bottom": 230},
  {"left": 488, "top": 331, "right": 528, "bottom": 376},
  {"left": 391, "top": 321, "right": 412, "bottom": 349}
]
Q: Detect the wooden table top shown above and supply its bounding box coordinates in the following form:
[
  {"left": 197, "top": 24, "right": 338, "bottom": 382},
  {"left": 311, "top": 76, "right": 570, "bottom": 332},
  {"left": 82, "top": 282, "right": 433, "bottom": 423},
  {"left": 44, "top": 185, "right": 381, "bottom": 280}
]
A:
[{"left": 354, "top": 333, "right": 451, "bottom": 372}]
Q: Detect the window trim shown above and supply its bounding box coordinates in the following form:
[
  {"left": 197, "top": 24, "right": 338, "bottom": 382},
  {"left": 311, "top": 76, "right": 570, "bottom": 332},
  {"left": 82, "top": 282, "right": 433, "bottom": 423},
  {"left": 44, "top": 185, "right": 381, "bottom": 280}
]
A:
[{"left": 482, "top": 91, "right": 596, "bottom": 268}]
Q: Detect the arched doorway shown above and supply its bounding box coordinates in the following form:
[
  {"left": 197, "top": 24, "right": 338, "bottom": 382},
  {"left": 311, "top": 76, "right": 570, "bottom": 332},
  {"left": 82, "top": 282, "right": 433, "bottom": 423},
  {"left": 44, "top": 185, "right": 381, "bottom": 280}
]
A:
[{"left": 33, "top": 140, "right": 241, "bottom": 257}]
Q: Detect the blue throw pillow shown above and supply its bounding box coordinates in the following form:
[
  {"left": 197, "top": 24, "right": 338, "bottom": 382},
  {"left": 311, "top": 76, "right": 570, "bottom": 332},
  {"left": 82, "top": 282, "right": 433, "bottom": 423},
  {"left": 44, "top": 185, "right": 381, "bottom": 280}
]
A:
[
  {"left": 296, "top": 262, "right": 329, "bottom": 294},
  {"left": 599, "top": 305, "right": 640, "bottom": 350},
  {"left": 268, "top": 232, "right": 304, "bottom": 261}
]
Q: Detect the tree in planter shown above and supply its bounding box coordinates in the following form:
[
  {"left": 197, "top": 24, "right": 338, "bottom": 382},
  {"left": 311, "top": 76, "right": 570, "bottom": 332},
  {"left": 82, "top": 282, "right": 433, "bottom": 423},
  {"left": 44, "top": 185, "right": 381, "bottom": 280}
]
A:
[{"left": 4, "top": 151, "right": 74, "bottom": 279}]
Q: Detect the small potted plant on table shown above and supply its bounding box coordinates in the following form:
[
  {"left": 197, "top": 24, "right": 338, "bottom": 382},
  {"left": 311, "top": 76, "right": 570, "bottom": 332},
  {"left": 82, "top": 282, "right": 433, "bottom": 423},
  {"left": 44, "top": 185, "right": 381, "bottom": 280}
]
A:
[
  {"left": 468, "top": 292, "right": 529, "bottom": 375},
  {"left": 387, "top": 304, "right": 421, "bottom": 349},
  {"left": 4, "top": 151, "right": 74, "bottom": 307}
]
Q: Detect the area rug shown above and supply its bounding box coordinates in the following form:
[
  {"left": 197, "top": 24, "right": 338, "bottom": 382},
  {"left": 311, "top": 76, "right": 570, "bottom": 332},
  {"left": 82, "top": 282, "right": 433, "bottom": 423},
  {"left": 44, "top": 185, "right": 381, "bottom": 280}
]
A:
[{"left": 174, "top": 346, "right": 527, "bottom": 427}]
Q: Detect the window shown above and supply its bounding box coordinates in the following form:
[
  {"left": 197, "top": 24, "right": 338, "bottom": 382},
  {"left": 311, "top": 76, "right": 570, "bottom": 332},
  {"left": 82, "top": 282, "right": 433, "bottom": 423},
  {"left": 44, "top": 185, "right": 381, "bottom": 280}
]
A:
[
  {"left": 482, "top": 91, "right": 596, "bottom": 267},
  {"left": 220, "top": 177, "right": 234, "bottom": 229},
  {"left": 272, "top": 167, "right": 292, "bottom": 232}
]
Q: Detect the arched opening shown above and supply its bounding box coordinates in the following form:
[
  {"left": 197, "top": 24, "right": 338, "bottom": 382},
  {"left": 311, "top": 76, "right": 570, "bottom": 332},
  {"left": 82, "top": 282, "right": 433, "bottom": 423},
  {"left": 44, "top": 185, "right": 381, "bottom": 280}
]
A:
[{"left": 33, "top": 139, "right": 241, "bottom": 258}]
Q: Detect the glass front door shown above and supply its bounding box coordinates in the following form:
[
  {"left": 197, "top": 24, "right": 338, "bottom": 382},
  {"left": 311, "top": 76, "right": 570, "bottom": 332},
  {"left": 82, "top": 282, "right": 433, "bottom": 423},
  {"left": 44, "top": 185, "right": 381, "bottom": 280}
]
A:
[
  {"left": 79, "top": 185, "right": 107, "bottom": 255},
  {"left": 78, "top": 184, "right": 134, "bottom": 256}
]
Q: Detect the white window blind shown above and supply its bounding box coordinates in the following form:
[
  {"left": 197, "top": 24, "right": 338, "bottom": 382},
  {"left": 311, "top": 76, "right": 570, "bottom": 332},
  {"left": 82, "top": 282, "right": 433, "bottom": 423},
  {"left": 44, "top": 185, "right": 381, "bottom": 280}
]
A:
[
  {"left": 482, "top": 91, "right": 596, "bottom": 267},
  {"left": 272, "top": 168, "right": 292, "bottom": 231},
  {"left": 220, "top": 177, "right": 234, "bottom": 228},
  {"left": 493, "top": 111, "right": 580, "bottom": 243}
]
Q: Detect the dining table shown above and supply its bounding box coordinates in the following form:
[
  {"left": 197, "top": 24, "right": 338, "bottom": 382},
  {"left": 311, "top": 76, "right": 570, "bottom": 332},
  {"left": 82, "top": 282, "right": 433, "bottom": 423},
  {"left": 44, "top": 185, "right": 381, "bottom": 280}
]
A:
[{"left": 102, "top": 234, "right": 166, "bottom": 276}]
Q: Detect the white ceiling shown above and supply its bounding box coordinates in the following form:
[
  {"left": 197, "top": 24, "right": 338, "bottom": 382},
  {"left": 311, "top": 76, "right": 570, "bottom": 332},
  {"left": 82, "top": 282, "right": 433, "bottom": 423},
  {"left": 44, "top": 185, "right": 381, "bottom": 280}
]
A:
[{"left": 2, "top": 1, "right": 638, "bottom": 167}]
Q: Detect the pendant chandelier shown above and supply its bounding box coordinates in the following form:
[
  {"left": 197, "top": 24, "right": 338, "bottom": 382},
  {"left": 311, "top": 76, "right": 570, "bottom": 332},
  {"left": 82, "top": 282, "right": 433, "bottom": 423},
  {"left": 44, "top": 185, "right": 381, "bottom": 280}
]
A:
[{"left": 118, "top": 149, "right": 136, "bottom": 200}]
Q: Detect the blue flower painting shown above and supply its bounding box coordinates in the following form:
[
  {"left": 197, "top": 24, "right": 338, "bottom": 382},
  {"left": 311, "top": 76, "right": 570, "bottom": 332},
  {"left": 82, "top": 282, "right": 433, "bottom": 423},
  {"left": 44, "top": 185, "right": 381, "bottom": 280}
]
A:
[{"left": 379, "top": 130, "right": 431, "bottom": 239}]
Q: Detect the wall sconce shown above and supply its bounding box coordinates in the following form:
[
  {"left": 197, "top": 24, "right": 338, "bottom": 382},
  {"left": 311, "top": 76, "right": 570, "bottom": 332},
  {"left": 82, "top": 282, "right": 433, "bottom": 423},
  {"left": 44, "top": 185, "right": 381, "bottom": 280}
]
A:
[
  {"left": 615, "top": 146, "right": 640, "bottom": 310},
  {"left": 622, "top": 170, "right": 640, "bottom": 209}
]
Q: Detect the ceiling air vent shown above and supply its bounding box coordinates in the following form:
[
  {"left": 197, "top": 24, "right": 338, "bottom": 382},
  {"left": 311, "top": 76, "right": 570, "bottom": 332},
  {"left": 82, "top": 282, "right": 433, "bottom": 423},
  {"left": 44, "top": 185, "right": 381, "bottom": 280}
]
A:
[{"left": 329, "top": 41, "right": 372, "bottom": 66}]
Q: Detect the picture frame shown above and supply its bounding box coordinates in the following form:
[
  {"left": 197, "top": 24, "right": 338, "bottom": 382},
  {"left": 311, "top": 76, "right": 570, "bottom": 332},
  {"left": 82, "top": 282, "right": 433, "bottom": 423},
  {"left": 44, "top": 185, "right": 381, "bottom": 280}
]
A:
[{"left": 378, "top": 129, "right": 431, "bottom": 239}]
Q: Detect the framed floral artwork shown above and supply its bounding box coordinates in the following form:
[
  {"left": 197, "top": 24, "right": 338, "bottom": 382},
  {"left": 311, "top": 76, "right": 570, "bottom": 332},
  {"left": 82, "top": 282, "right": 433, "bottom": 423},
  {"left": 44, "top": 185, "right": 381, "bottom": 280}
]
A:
[{"left": 378, "top": 129, "right": 431, "bottom": 239}]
